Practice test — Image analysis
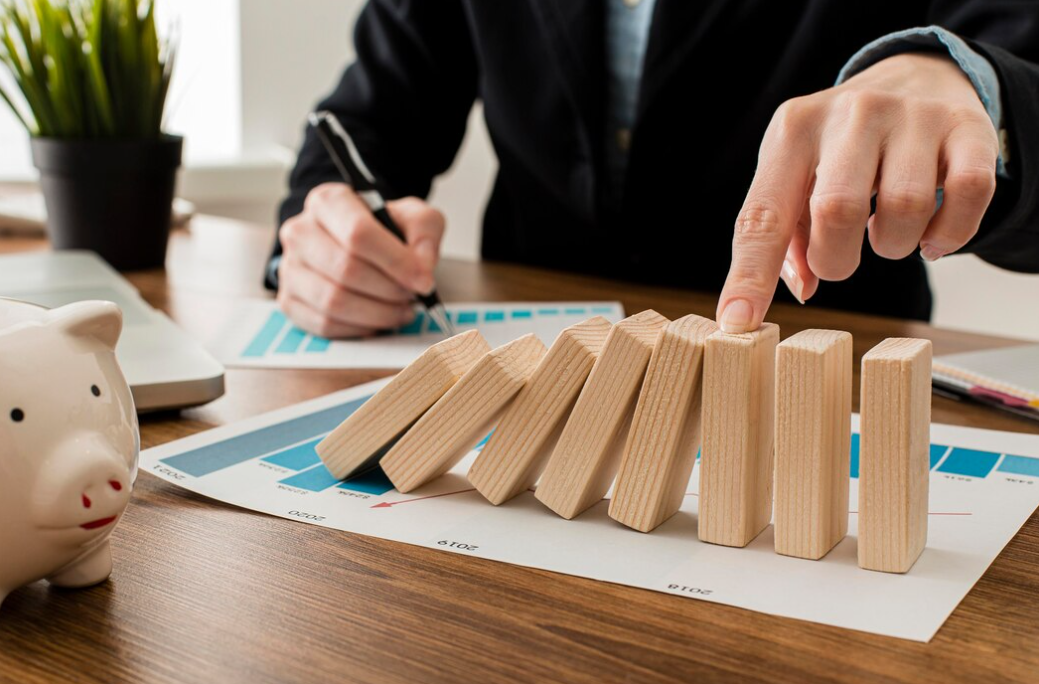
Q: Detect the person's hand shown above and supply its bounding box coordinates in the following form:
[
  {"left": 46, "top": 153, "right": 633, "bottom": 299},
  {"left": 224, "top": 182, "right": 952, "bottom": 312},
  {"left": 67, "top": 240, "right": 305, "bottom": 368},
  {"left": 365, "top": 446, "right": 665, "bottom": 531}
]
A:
[
  {"left": 716, "top": 52, "right": 999, "bottom": 333},
  {"left": 277, "top": 183, "right": 444, "bottom": 337}
]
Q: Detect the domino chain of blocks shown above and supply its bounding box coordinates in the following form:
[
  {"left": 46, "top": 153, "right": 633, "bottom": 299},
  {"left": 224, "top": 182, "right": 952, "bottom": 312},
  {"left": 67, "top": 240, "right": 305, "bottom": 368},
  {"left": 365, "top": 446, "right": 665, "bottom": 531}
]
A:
[{"left": 317, "top": 312, "right": 933, "bottom": 574}]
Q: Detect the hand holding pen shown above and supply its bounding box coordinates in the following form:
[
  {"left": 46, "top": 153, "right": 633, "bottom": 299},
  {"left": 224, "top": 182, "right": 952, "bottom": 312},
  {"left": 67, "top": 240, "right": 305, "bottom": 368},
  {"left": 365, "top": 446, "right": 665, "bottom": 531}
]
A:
[{"left": 273, "top": 112, "right": 454, "bottom": 338}]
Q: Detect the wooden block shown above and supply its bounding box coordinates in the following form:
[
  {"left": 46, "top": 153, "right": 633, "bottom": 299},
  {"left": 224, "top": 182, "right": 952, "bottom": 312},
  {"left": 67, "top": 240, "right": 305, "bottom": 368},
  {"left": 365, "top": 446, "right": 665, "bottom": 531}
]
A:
[
  {"left": 698, "top": 323, "right": 780, "bottom": 547},
  {"left": 858, "top": 337, "right": 932, "bottom": 573},
  {"left": 316, "top": 330, "right": 491, "bottom": 479},
  {"left": 468, "top": 317, "right": 612, "bottom": 505},
  {"left": 609, "top": 314, "right": 717, "bottom": 532},
  {"left": 380, "top": 334, "right": 547, "bottom": 493},
  {"left": 774, "top": 329, "right": 853, "bottom": 560},
  {"left": 535, "top": 310, "right": 669, "bottom": 519}
]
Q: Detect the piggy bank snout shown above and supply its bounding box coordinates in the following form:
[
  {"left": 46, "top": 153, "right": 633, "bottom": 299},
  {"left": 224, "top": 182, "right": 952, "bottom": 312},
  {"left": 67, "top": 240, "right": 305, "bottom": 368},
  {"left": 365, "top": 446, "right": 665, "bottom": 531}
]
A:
[{"left": 31, "top": 435, "right": 132, "bottom": 531}]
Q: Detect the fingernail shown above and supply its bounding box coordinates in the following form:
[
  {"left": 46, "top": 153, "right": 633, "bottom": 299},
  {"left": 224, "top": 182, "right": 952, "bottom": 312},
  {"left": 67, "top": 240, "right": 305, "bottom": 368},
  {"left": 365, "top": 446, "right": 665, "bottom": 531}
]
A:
[
  {"left": 719, "top": 299, "right": 755, "bottom": 334},
  {"left": 780, "top": 259, "right": 806, "bottom": 305},
  {"left": 920, "top": 244, "right": 945, "bottom": 262}
]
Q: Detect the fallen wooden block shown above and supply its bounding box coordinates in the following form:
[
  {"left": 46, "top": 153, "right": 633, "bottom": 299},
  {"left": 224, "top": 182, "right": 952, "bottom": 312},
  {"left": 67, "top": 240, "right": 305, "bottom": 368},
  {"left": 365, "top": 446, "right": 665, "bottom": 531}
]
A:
[
  {"left": 380, "top": 334, "right": 547, "bottom": 493},
  {"left": 774, "top": 329, "right": 853, "bottom": 560},
  {"left": 609, "top": 314, "right": 717, "bottom": 532},
  {"left": 468, "top": 317, "right": 612, "bottom": 505},
  {"left": 535, "top": 310, "right": 669, "bottom": 519},
  {"left": 316, "top": 330, "right": 491, "bottom": 479},
  {"left": 858, "top": 337, "right": 932, "bottom": 573},
  {"left": 698, "top": 323, "right": 780, "bottom": 547}
]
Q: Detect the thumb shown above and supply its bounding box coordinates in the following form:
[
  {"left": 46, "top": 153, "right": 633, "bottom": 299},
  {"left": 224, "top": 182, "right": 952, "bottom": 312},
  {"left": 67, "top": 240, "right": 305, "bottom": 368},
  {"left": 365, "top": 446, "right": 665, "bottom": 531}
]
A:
[{"left": 386, "top": 197, "right": 445, "bottom": 295}]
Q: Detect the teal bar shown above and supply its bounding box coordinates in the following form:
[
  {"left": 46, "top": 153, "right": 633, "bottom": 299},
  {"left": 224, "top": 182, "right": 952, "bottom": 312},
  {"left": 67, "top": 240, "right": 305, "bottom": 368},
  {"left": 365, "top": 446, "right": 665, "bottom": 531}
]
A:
[
  {"left": 937, "top": 448, "right": 1001, "bottom": 479},
  {"left": 275, "top": 326, "right": 307, "bottom": 354},
  {"left": 280, "top": 464, "right": 341, "bottom": 492},
  {"left": 511, "top": 310, "right": 533, "bottom": 319},
  {"left": 564, "top": 308, "right": 586, "bottom": 315},
  {"left": 262, "top": 438, "right": 323, "bottom": 470},
  {"left": 338, "top": 469, "right": 395, "bottom": 495},
  {"left": 242, "top": 310, "right": 287, "bottom": 358},
  {"left": 591, "top": 306, "right": 614, "bottom": 314},
  {"left": 537, "top": 308, "right": 560, "bottom": 316},
  {"left": 398, "top": 312, "right": 425, "bottom": 335},
  {"left": 930, "top": 444, "right": 949, "bottom": 469},
  {"left": 998, "top": 454, "right": 1039, "bottom": 478},
  {"left": 305, "top": 336, "right": 331, "bottom": 353},
  {"left": 485, "top": 311, "right": 505, "bottom": 322},
  {"left": 849, "top": 433, "right": 861, "bottom": 478},
  {"left": 456, "top": 311, "right": 478, "bottom": 325}
]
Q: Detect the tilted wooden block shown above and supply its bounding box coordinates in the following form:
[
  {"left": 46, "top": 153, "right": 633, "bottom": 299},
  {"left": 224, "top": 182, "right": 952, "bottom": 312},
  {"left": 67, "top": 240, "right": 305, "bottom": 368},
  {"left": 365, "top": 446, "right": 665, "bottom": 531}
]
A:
[
  {"left": 316, "top": 330, "right": 491, "bottom": 480},
  {"left": 380, "top": 334, "right": 547, "bottom": 493},
  {"left": 609, "top": 314, "right": 717, "bottom": 532},
  {"left": 858, "top": 337, "right": 932, "bottom": 573},
  {"left": 774, "top": 329, "right": 853, "bottom": 560},
  {"left": 535, "top": 310, "right": 669, "bottom": 519},
  {"left": 698, "top": 323, "right": 780, "bottom": 547},
  {"left": 468, "top": 317, "right": 612, "bottom": 505}
]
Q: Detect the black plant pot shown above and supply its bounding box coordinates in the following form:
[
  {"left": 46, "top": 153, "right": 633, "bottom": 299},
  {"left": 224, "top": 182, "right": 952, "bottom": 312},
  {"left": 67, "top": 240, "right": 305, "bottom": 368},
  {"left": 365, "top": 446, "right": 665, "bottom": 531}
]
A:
[{"left": 31, "top": 136, "right": 183, "bottom": 271}]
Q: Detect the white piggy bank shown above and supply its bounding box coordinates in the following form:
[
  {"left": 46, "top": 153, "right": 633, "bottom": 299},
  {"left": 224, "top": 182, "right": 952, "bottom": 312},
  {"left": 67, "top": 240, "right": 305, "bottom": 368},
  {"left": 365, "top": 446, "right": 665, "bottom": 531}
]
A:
[{"left": 0, "top": 298, "right": 138, "bottom": 609}]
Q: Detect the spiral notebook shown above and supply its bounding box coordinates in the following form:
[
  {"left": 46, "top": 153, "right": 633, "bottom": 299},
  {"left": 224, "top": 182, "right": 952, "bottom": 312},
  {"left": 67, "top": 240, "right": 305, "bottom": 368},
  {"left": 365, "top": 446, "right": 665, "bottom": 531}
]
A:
[{"left": 932, "top": 344, "right": 1039, "bottom": 422}]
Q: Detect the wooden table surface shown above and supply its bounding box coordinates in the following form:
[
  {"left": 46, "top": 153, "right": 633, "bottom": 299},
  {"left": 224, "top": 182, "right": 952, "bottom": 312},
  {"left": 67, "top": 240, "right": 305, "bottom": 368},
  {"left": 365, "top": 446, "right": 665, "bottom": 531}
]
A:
[{"left": 1, "top": 216, "right": 1038, "bottom": 684}]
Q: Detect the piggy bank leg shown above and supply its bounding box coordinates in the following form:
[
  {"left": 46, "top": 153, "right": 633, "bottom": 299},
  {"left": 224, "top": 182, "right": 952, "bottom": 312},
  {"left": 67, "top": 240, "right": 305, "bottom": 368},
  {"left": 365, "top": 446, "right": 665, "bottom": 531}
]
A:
[{"left": 47, "top": 540, "right": 113, "bottom": 589}]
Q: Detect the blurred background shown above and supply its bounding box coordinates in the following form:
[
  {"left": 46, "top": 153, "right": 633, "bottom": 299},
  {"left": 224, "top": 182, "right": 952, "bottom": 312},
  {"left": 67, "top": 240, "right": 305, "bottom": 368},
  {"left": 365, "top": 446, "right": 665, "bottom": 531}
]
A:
[{"left": 1, "top": 0, "right": 1034, "bottom": 340}]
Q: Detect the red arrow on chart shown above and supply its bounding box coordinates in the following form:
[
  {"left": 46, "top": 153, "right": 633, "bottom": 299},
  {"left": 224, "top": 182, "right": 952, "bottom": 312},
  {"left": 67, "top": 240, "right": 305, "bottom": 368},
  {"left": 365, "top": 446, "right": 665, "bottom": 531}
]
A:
[{"left": 371, "top": 488, "right": 477, "bottom": 508}]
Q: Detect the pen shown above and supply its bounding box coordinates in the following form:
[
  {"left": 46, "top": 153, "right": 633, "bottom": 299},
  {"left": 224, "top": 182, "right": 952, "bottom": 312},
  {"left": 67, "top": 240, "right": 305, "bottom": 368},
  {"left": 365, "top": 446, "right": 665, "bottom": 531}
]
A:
[{"left": 308, "top": 110, "right": 455, "bottom": 337}]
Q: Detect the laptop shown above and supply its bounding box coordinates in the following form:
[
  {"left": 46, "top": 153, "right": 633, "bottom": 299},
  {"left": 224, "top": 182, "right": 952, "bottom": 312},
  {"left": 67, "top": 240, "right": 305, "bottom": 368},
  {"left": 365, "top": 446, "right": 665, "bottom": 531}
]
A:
[{"left": 0, "top": 250, "right": 225, "bottom": 412}]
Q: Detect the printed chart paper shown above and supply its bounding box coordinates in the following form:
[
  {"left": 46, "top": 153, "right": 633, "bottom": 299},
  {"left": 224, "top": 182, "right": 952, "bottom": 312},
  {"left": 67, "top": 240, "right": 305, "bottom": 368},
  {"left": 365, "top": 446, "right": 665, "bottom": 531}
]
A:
[
  {"left": 208, "top": 300, "right": 625, "bottom": 369},
  {"left": 141, "top": 380, "right": 1039, "bottom": 642}
]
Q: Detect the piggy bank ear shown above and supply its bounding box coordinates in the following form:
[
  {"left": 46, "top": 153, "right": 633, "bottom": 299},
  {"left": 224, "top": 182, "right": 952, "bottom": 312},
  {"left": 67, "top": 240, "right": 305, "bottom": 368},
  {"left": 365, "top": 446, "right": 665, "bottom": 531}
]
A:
[{"left": 49, "top": 301, "right": 123, "bottom": 350}]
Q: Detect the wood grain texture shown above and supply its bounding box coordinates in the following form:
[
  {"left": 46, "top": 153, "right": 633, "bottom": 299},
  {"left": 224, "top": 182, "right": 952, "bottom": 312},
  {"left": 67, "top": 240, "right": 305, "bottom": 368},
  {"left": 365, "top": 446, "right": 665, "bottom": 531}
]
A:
[
  {"left": 468, "top": 316, "right": 612, "bottom": 505},
  {"left": 858, "top": 338, "right": 933, "bottom": 573},
  {"left": 774, "top": 329, "right": 853, "bottom": 560},
  {"left": 380, "top": 334, "right": 546, "bottom": 493},
  {"left": 3, "top": 215, "right": 1039, "bottom": 684},
  {"left": 317, "top": 330, "right": 491, "bottom": 479},
  {"left": 699, "top": 324, "right": 780, "bottom": 547},
  {"left": 609, "top": 314, "right": 717, "bottom": 532},
  {"left": 535, "top": 310, "right": 669, "bottom": 519}
]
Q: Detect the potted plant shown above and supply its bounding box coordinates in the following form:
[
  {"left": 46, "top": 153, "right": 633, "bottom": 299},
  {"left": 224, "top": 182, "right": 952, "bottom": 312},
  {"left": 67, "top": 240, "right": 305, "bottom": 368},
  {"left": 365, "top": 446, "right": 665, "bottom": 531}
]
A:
[{"left": 0, "top": 0, "right": 178, "bottom": 271}]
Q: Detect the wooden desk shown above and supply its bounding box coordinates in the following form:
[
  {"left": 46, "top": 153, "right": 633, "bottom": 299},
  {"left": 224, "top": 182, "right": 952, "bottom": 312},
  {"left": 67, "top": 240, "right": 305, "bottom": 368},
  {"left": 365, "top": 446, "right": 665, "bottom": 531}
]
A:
[{"left": 1, "top": 217, "right": 1038, "bottom": 684}]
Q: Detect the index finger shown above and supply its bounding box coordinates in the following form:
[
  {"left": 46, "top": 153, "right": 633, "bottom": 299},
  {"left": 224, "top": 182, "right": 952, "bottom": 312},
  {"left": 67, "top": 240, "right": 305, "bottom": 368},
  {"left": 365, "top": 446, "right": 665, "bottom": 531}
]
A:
[{"left": 716, "top": 116, "right": 814, "bottom": 333}]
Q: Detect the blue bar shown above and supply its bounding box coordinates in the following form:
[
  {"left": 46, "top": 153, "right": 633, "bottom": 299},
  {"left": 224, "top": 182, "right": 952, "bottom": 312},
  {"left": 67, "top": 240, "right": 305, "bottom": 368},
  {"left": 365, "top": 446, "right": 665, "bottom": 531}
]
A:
[
  {"left": 398, "top": 312, "right": 425, "bottom": 335},
  {"left": 474, "top": 429, "right": 495, "bottom": 450},
  {"left": 537, "top": 308, "right": 560, "bottom": 316},
  {"left": 275, "top": 326, "right": 307, "bottom": 354},
  {"left": 564, "top": 308, "right": 586, "bottom": 315},
  {"left": 161, "top": 396, "right": 369, "bottom": 477},
  {"left": 262, "top": 438, "right": 323, "bottom": 471},
  {"left": 456, "top": 311, "right": 478, "bottom": 325},
  {"left": 998, "top": 454, "right": 1039, "bottom": 478},
  {"left": 930, "top": 444, "right": 949, "bottom": 469},
  {"left": 280, "top": 464, "right": 341, "bottom": 492},
  {"left": 511, "top": 310, "right": 532, "bottom": 319},
  {"left": 484, "top": 311, "right": 505, "bottom": 322},
  {"left": 591, "top": 306, "right": 614, "bottom": 314},
  {"left": 242, "top": 310, "right": 287, "bottom": 358},
  {"left": 305, "top": 336, "right": 331, "bottom": 353},
  {"left": 937, "top": 448, "right": 1001, "bottom": 479},
  {"left": 338, "top": 469, "right": 395, "bottom": 495},
  {"left": 849, "top": 433, "right": 860, "bottom": 479}
]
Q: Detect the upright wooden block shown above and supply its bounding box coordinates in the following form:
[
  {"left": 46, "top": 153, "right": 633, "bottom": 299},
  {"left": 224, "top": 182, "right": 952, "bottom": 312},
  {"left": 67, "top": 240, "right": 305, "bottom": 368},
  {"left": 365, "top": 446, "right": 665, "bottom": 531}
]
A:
[
  {"left": 535, "top": 310, "right": 669, "bottom": 519},
  {"left": 698, "top": 323, "right": 780, "bottom": 547},
  {"left": 317, "top": 330, "right": 491, "bottom": 479},
  {"left": 468, "top": 317, "right": 612, "bottom": 505},
  {"left": 380, "top": 334, "right": 547, "bottom": 493},
  {"left": 858, "top": 338, "right": 932, "bottom": 573},
  {"left": 609, "top": 315, "right": 717, "bottom": 532},
  {"left": 774, "top": 329, "right": 853, "bottom": 560}
]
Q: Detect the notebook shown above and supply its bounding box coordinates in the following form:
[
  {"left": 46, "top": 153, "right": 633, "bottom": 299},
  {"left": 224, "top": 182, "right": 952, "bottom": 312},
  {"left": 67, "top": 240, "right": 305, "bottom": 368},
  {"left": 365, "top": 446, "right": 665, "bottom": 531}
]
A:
[{"left": 932, "top": 344, "right": 1039, "bottom": 422}]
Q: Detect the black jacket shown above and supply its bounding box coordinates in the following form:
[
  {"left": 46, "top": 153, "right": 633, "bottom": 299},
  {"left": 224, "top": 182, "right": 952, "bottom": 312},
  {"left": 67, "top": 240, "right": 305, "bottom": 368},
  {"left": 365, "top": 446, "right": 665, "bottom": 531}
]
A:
[{"left": 273, "top": 0, "right": 1039, "bottom": 320}]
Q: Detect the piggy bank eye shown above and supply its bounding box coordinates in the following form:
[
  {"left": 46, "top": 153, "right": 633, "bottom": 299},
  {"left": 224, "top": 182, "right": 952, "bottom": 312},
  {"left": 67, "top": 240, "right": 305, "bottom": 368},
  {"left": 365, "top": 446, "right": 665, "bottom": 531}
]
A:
[
  {"left": 10, "top": 408, "right": 24, "bottom": 422},
  {"left": 91, "top": 384, "right": 101, "bottom": 397}
]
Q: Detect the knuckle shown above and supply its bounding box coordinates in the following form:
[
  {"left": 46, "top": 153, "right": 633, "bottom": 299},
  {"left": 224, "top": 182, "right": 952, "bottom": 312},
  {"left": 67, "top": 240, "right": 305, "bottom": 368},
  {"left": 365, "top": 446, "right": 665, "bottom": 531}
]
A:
[
  {"left": 810, "top": 192, "right": 868, "bottom": 227},
  {"left": 946, "top": 166, "right": 996, "bottom": 203},
  {"left": 734, "top": 203, "right": 785, "bottom": 239},
  {"left": 342, "top": 215, "right": 368, "bottom": 252},
  {"left": 319, "top": 286, "right": 348, "bottom": 316},
  {"left": 770, "top": 97, "right": 814, "bottom": 141},
  {"left": 881, "top": 184, "right": 935, "bottom": 216},
  {"left": 278, "top": 217, "right": 301, "bottom": 246}
]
